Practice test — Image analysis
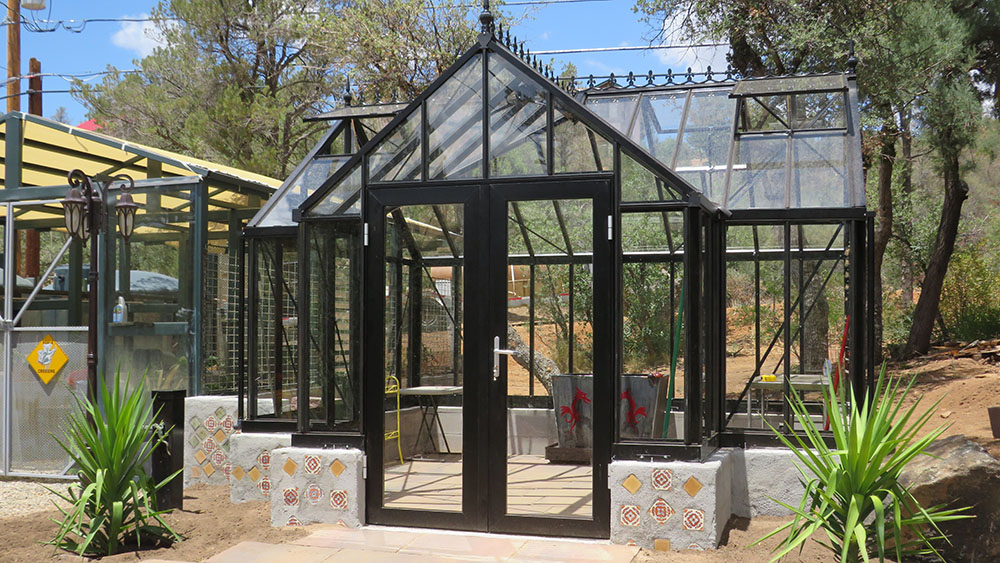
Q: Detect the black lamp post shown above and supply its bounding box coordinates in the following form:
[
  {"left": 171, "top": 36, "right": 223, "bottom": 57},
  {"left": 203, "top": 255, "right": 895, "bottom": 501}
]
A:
[{"left": 63, "top": 169, "right": 139, "bottom": 402}]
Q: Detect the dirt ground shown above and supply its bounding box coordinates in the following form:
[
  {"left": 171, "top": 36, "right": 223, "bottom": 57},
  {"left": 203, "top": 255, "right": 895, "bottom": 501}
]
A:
[
  {"left": 0, "top": 484, "right": 308, "bottom": 563},
  {"left": 3, "top": 354, "right": 998, "bottom": 562}
]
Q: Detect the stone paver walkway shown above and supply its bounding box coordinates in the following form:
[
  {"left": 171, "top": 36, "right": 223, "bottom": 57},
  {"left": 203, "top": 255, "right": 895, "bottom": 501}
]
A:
[{"left": 197, "top": 524, "right": 639, "bottom": 562}]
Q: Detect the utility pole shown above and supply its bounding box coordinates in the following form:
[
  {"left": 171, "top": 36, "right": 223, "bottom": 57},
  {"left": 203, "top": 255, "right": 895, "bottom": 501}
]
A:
[
  {"left": 26, "top": 57, "right": 41, "bottom": 279},
  {"left": 6, "top": 0, "right": 19, "bottom": 112}
]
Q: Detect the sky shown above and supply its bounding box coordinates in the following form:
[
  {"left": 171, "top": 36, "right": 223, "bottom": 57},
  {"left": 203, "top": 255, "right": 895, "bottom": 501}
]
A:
[{"left": 8, "top": 0, "right": 730, "bottom": 126}]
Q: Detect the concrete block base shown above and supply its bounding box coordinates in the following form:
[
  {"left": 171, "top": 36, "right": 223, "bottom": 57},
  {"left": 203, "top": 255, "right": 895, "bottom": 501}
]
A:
[
  {"left": 610, "top": 450, "right": 734, "bottom": 551},
  {"left": 182, "top": 396, "right": 274, "bottom": 488},
  {"left": 228, "top": 432, "right": 292, "bottom": 503},
  {"left": 269, "top": 447, "right": 364, "bottom": 528}
]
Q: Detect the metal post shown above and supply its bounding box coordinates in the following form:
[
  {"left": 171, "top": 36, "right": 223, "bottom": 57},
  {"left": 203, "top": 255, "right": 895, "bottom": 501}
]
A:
[
  {"left": 683, "top": 203, "right": 702, "bottom": 445},
  {"left": 87, "top": 183, "right": 101, "bottom": 403}
]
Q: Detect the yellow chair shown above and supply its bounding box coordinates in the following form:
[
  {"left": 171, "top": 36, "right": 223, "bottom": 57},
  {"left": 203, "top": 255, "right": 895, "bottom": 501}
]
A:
[{"left": 384, "top": 375, "right": 404, "bottom": 464}]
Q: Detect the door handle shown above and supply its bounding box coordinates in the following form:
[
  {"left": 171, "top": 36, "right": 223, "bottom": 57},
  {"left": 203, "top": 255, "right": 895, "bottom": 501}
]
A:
[{"left": 493, "top": 335, "right": 515, "bottom": 381}]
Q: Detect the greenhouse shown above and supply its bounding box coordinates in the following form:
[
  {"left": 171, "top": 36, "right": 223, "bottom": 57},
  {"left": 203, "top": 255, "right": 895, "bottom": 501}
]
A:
[{"left": 235, "top": 12, "right": 872, "bottom": 542}]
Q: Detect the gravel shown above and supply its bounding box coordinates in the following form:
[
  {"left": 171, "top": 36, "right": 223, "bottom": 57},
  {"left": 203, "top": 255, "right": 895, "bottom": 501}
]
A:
[{"left": 0, "top": 477, "right": 74, "bottom": 517}]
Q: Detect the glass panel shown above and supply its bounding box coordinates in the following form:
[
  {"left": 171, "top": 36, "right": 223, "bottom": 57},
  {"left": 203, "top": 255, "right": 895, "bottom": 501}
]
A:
[
  {"left": 489, "top": 54, "right": 547, "bottom": 176},
  {"left": 675, "top": 89, "right": 735, "bottom": 204},
  {"left": 740, "top": 96, "right": 789, "bottom": 132},
  {"left": 731, "top": 74, "right": 847, "bottom": 96},
  {"left": 369, "top": 109, "right": 422, "bottom": 182},
  {"left": 630, "top": 91, "right": 686, "bottom": 163},
  {"left": 306, "top": 223, "right": 361, "bottom": 430},
  {"left": 505, "top": 197, "right": 592, "bottom": 518},
  {"left": 727, "top": 135, "right": 788, "bottom": 209},
  {"left": 309, "top": 163, "right": 361, "bottom": 217},
  {"left": 428, "top": 54, "right": 483, "bottom": 179},
  {"left": 258, "top": 156, "right": 351, "bottom": 227},
  {"left": 250, "top": 238, "right": 298, "bottom": 419},
  {"left": 620, "top": 211, "right": 685, "bottom": 440},
  {"left": 792, "top": 132, "right": 848, "bottom": 207},
  {"left": 584, "top": 94, "right": 638, "bottom": 135},
  {"left": 621, "top": 151, "right": 682, "bottom": 202},
  {"left": 791, "top": 92, "right": 846, "bottom": 129},
  {"left": 553, "top": 100, "right": 613, "bottom": 174},
  {"left": 383, "top": 203, "right": 464, "bottom": 512}
]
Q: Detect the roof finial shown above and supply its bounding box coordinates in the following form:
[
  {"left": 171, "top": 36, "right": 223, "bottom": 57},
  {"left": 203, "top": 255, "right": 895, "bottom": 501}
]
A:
[
  {"left": 343, "top": 75, "right": 352, "bottom": 106},
  {"left": 479, "top": 0, "right": 495, "bottom": 35},
  {"left": 847, "top": 39, "right": 858, "bottom": 74}
]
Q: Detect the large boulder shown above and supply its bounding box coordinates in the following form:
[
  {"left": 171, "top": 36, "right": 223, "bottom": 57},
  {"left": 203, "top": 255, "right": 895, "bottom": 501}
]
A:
[{"left": 899, "top": 434, "right": 1000, "bottom": 563}]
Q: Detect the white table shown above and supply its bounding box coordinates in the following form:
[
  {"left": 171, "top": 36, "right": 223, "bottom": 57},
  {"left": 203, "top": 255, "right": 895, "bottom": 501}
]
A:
[
  {"left": 399, "top": 386, "right": 463, "bottom": 454},
  {"left": 748, "top": 374, "right": 828, "bottom": 429}
]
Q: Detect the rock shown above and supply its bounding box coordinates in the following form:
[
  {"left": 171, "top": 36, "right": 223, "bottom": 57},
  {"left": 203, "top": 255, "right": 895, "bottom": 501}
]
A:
[{"left": 899, "top": 434, "right": 1000, "bottom": 563}]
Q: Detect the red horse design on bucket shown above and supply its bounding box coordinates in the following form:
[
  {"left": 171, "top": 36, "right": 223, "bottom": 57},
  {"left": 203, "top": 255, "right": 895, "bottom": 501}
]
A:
[
  {"left": 560, "top": 388, "right": 591, "bottom": 431},
  {"left": 621, "top": 389, "right": 647, "bottom": 432}
]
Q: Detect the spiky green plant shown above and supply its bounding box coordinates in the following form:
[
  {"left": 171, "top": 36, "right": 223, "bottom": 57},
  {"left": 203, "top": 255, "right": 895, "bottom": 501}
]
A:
[
  {"left": 48, "top": 369, "right": 182, "bottom": 556},
  {"left": 755, "top": 365, "right": 971, "bottom": 562}
]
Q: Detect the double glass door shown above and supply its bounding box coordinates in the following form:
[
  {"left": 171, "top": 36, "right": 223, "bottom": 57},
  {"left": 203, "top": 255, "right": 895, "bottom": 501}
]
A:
[{"left": 365, "top": 180, "right": 610, "bottom": 537}]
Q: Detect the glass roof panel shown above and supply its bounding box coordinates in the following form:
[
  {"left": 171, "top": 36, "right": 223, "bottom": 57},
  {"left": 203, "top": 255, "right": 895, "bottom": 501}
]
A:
[
  {"left": 630, "top": 91, "right": 687, "bottom": 163},
  {"left": 368, "top": 108, "right": 422, "bottom": 182},
  {"left": 257, "top": 155, "right": 351, "bottom": 227},
  {"left": 791, "top": 132, "right": 848, "bottom": 207},
  {"left": 621, "top": 151, "right": 682, "bottom": 202},
  {"left": 488, "top": 53, "right": 547, "bottom": 177},
  {"left": 791, "top": 92, "right": 846, "bottom": 129},
  {"left": 731, "top": 74, "right": 847, "bottom": 96},
  {"left": 428, "top": 54, "right": 483, "bottom": 180},
  {"left": 584, "top": 94, "right": 638, "bottom": 134},
  {"left": 726, "top": 135, "right": 787, "bottom": 209},
  {"left": 308, "top": 162, "right": 361, "bottom": 216},
  {"left": 386, "top": 204, "right": 463, "bottom": 259},
  {"left": 553, "top": 99, "right": 613, "bottom": 174}
]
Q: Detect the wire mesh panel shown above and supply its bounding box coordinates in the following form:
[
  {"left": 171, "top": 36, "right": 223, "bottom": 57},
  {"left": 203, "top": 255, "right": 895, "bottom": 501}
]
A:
[{"left": 8, "top": 329, "right": 87, "bottom": 475}]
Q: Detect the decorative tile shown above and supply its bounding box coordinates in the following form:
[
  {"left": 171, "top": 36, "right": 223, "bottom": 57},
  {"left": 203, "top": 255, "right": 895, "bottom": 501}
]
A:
[
  {"left": 687, "top": 543, "right": 702, "bottom": 550},
  {"left": 683, "top": 476, "right": 703, "bottom": 498},
  {"left": 258, "top": 477, "right": 271, "bottom": 495},
  {"left": 648, "top": 498, "right": 675, "bottom": 525},
  {"left": 232, "top": 465, "right": 246, "bottom": 481},
  {"left": 222, "top": 463, "right": 232, "bottom": 479},
  {"left": 283, "top": 458, "right": 298, "bottom": 477},
  {"left": 621, "top": 473, "right": 642, "bottom": 495},
  {"left": 257, "top": 451, "right": 271, "bottom": 470},
  {"left": 213, "top": 429, "right": 227, "bottom": 444},
  {"left": 620, "top": 504, "right": 641, "bottom": 527},
  {"left": 221, "top": 440, "right": 231, "bottom": 453},
  {"left": 282, "top": 487, "right": 299, "bottom": 506},
  {"left": 187, "top": 433, "right": 200, "bottom": 447},
  {"left": 653, "top": 539, "right": 671, "bottom": 552},
  {"left": 305, "top": 484, "right": 323, "bottom": 504},
  {"left": 203, "top": 437, "right": 218, "bottom": 454},
  {"left": 194, "top": 449, "right": 207, "bottom": 464},
  {"left": 204, "top": 415, "right": 218, "bottom": 432},
  {"left": 248, "top": 466, "right": 262, "bottom": 482},
  {"left": 190, "top": 465, "right": 202, "bottom": 479},
  {"left": 626, "top": 539, "right": 637, "bottom": 547},
  {"left": 304, "top": 454, "right": 322, "bottom": 475},
  {"left": 196, "top": 427, "right": 209, "bottom": 440},
  {"left": 211, "top": 450, "right": 226, "bottom": 468},
  {"left": 651, "top": 468, "right": 673, "bottom": 491},
  {"left": 330, "top": 489, "right": 348, "bottom": 510},
  {"left": 214, "top": 406, "right": 227, "bottom": 418},
  {"left": 286, "top": 515, "right": 302, "bottom": 527},
  {"left": 222, "top": 415, "right": 234, "bottom": 433},
  {"left": 202, "top": 462, "right": 216, "bottom": 478},
  {"left": 682, "top": 508, "right": 705, "bottom": 531},
  {"left": 329, "top": 459, "right": 346, "bottom": 477},
  {"left": 189, "top": 416, "right": 202, "bottom": 429}
]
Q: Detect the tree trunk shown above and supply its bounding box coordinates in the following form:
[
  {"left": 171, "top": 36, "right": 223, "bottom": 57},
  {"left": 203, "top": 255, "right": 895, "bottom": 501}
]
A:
[
  {"left": 507, "top": 324, "right": 560, "bottom": 395},
  {"left": 873, "top": 123, "right": 897, "bottom": 357},
  {"left": 903, "top": 149, "right": 969, "bottom": 357},
  {"left": 898, "top": 110, "right": 915, "bottom": 307}
]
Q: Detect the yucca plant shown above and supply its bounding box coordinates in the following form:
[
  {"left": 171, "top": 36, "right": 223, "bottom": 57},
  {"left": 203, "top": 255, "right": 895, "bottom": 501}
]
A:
[
  {"left": 48, "top": 369, "right": 182, "bottom": 556},
  {"left": 755, "top": 365, "right": 971, "bottom": 562}
]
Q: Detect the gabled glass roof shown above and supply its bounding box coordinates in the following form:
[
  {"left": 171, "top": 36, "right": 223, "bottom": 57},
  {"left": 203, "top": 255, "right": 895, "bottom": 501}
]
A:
[
  {"left": 249, "top": 112, "right": 396, "bottom": 228},
  {"left": 302, "top": 33, "right": 698, "bottom": 218},
  {"left": 583, "top": 75, "right": 863, "bottom": 210}
]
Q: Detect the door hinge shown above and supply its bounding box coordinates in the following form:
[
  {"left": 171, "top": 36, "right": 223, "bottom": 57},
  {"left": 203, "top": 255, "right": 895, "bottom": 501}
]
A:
[
  {"left": 363, "top": 222, "right": 369, "bottom": 246},
  {"left": 362, "top": 454, "right": 368, "bottom": 479},
  {"left": 607, "top": 215, "right": 613, "bottom": 241}
]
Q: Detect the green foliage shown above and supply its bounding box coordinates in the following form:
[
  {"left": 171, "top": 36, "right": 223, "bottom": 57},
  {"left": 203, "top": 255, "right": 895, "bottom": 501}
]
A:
[
  {"left": 755, "top": 366, "right": 970, "bottom": 562},
  {"left": 48, "top": 370, "right": 181, "bottom": 556},
  {"left": 940, "top": 242, "right": 1000, "bottom": 341}
]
